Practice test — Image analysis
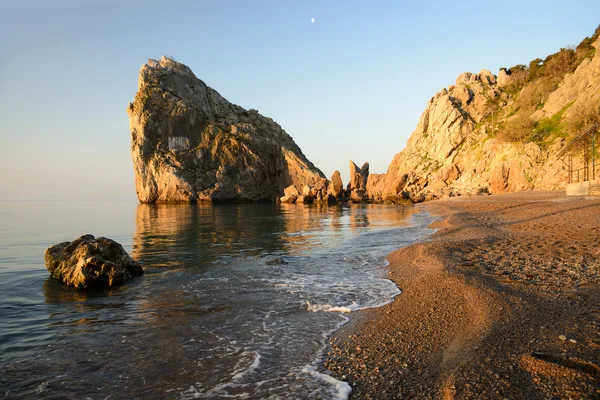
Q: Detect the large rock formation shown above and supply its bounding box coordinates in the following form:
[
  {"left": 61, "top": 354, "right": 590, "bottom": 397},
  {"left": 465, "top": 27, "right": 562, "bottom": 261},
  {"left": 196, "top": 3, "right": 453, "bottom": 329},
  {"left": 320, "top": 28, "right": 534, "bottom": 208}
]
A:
[
  {"left": 328, "top": 170, "right": 344, "bottom": 199},
  {"left": 45, "top": 235, "right": 144, "bottom": 289},
  {"left": 347, "top": 161, "right": 369, "bottom": 202},
  {"left": 127, "top": 56, "right": 325, "bottom": 203},
  {"left": 368, "top": 33, "right": 600, "bottom": 203},
  {"left": 348, "top": 161, "right": 369, "bottom": 191}
]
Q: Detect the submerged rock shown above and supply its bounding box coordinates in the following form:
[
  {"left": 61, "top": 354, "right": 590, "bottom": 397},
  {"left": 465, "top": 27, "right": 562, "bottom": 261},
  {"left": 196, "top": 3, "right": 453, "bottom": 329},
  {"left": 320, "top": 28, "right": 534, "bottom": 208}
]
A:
[
  {"left": 265, "top": 257, "right": 288, "bottom": 266},
  {"left": 296, "top": 194, "right": 313, "bottom": 204},
  {"left": 127, "top": 56, "right": 325, "bottom": 203},
  {"left": 45, "top": 235, "right": 144, "bottom": 289},
  {"left": 323, "top": 193, "right": 338, "bottom": 205}
]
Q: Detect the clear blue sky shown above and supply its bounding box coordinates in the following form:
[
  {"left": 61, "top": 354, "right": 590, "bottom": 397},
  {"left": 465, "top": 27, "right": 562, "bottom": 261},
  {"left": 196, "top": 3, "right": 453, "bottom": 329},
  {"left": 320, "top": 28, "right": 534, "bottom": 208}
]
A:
[{"left": 1, "top": 0, "right": 599, "bottom": 201}]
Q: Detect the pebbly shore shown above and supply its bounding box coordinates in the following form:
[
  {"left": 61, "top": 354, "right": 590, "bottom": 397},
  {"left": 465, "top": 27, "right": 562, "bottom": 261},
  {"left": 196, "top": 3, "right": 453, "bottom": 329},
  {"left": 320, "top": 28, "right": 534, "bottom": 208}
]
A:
[{"left": 324, "top": 191, "right": 600, "bottom": 399}]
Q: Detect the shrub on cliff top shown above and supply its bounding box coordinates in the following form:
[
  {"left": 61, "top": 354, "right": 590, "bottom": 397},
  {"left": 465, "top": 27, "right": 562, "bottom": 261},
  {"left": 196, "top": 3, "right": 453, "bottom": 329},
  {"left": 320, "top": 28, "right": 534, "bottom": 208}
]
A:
[
  {"left": 497, "top": 25, "right": 600, "bottom": 144},
  {"left": 567, "top": 100, "right": 600, "bottom": 136},
  {"left": 504, "top": 25, "right": 598, "bottom": 97},
  {"left": 576, "top": 25, "right": 600, "bottom": 60},
  {"left": 497, "top": 113, "right": 535, "bottom": 142}
]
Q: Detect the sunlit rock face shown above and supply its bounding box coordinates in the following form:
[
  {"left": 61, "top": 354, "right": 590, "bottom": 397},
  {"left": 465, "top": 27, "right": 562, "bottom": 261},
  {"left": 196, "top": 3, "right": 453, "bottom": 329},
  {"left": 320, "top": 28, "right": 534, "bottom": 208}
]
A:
[
  {"left": 368, "top": 64, "right": 582, "bottom": 202},
  {"left": 369, "top": 35, "right": 600, "bottom": 203},
  {"left": 347, "top": 161, "right": 369, "bottom": 203},
  {"left": 127, "top": 56, "right": 325, "bottom": 203}
]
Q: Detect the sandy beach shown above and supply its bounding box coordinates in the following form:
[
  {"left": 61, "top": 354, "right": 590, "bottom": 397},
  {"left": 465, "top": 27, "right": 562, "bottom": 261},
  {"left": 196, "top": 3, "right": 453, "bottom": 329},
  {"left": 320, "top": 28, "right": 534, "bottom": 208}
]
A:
[{"left": 325, "top": 191, "right": 600, "bottom": 399}]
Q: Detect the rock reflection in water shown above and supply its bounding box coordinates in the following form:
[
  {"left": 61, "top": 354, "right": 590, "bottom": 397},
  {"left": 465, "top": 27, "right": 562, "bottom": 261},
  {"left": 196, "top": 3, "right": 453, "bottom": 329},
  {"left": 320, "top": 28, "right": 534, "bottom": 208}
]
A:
[
  {"left": 43, "top": 277, "right": 139, "bottom": 341},
  {"left": 133, "top": 203, "right": 417, "bottom": 267},
  {"left": 133, "top": 203, "right": 290, "bottom": 267},
  {"left": 43, "top": 275, "right": 119, "bottom": 305}
]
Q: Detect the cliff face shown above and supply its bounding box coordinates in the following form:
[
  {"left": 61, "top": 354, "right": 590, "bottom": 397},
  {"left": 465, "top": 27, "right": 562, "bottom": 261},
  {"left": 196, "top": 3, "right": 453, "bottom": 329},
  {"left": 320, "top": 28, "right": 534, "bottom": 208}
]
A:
[
  {"left": 370, "top": 34, "right": 600, "bottom": 203},
  {"left": 127, "top": 56, "right": 324, "bottom": 203}
]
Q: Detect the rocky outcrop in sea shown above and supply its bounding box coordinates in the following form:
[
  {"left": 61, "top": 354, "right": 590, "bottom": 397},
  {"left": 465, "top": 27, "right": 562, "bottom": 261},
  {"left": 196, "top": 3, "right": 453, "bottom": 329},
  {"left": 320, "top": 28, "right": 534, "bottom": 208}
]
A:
[
  {"left": 127, "top": 56, "right": 325, "bottom": 203},
  {"left": 45, "top": 235, "right": 144, "bottom": 289}
]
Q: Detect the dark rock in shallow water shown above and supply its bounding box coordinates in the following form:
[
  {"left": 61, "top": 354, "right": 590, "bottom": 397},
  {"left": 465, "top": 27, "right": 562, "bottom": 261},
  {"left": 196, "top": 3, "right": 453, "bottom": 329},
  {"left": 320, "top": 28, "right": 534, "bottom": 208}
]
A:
[
  {"left": 265, "top": 257, "right": 288, "bottom": 266},
  {"left": 44, "top": 234, "right": 143, "bottom": 289},
  {"left": 324, "top": 193, "right": 338, "bottom": 205}
]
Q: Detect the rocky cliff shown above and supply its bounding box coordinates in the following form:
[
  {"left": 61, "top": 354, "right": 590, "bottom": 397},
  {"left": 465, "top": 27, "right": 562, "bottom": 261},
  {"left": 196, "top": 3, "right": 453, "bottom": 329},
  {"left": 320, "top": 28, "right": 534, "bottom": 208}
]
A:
[
  {"left": 369, "top": 30, "right": 600, "bottom": 203},
  {"left": 127, "top": 56, "right": 325, "bottom": 203}
]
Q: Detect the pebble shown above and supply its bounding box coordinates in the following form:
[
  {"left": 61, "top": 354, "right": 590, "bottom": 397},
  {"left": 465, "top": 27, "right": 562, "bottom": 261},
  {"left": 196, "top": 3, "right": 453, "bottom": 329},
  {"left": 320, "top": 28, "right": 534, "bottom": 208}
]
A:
[
  {"left": 569, "top": 339, "right": 577, "bottom": 343},
  {"left": 558, "top": 335, "right": 567, "bottom": 341}
]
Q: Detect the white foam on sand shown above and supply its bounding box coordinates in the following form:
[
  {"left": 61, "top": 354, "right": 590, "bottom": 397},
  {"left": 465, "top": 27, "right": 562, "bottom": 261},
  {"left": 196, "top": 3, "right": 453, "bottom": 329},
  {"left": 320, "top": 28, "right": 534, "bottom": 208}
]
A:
[
  {"left": 305, "top": 288, "right": 401, "bottom": 314},
  {"left": 306, "top": 301, "right": 361, "bottom": 313},
  {"left": 302, "top": 365, "right": 352, "bottom": 400}
]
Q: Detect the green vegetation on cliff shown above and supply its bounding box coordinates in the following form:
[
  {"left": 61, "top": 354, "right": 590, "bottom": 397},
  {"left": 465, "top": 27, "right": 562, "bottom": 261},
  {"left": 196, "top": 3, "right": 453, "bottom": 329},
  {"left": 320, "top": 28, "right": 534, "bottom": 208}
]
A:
[{"left": 497, "top": 25, "right": 600, "bottom": 143}]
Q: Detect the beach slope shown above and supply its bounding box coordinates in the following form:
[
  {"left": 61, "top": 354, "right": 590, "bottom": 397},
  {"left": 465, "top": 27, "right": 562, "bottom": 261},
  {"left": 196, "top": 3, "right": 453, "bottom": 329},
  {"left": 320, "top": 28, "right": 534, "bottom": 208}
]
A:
[{"left": 325, "top": 191, "right": 600, "bottom": 399}]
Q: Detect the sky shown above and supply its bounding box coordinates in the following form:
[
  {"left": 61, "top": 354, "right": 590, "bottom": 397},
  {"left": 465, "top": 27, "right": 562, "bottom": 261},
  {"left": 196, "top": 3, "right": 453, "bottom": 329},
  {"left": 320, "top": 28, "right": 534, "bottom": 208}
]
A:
[{"left": 1, "top": 0, "right": 599, "bottom": 201}]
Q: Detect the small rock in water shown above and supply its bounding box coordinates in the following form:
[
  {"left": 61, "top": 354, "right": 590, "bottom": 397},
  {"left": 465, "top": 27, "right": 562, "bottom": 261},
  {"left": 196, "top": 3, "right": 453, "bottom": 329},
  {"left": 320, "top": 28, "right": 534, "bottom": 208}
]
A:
[
  {"left": 45, "top": 234, "right": 143, "bottom": 289},
  {"left": 265, "top": 257, "right": 288, "bottom": 266},
  {"left": 558, "top": 335, "right": 567, "bottom": 341}
]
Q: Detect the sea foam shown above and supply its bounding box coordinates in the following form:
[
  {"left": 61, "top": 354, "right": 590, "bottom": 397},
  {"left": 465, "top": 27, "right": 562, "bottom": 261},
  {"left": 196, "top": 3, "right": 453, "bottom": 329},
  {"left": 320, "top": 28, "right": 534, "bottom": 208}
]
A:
[
  {"left": 302, "top": 365, "right": 352, "bottom": 400},
  {"left": 306, "top": 301, "right": 361, "bottom": 313}
]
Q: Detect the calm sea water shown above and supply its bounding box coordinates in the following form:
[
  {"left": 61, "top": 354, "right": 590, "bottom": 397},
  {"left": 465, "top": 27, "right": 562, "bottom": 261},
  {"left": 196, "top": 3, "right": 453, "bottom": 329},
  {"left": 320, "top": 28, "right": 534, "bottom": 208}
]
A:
[{"left": 0, "top": 201, "right": 435, "bottom": 399}]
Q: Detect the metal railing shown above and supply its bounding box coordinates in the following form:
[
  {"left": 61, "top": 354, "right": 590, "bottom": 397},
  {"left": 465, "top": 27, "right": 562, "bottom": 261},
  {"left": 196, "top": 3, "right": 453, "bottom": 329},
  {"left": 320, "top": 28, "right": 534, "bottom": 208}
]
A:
[
  {"left": 558, "top": 126, "right": 599, "bottom": 184},
  {"left": 569, "top": 165, "right": 600, "bottom": 183}
]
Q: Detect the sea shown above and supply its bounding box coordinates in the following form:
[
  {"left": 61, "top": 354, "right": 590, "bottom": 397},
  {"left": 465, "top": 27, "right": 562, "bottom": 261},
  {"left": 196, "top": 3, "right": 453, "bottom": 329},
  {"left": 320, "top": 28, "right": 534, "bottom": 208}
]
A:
[{"left": 0, "top": 201, "right": 435, "bottom": 399}]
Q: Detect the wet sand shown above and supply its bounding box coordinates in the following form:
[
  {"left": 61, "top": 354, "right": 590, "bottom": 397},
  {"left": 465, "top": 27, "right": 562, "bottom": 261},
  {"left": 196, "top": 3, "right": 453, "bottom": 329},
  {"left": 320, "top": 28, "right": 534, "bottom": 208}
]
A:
[{"left": 325, "top": 191, "right": 600, "bottom": 399}]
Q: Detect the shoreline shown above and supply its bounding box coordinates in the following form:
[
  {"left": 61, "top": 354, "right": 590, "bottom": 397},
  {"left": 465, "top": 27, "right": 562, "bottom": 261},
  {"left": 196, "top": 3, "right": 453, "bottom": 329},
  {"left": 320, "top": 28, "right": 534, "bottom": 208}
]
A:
[{"left": 324, "top": 191, "right": 600, "bottom": 399}]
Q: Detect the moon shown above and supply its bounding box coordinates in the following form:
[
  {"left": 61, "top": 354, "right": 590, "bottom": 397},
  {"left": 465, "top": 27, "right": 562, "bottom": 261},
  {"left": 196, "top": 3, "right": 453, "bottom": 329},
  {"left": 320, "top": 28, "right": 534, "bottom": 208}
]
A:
[{"left": 311, "top": 17, "right": 315, "bottom": 23}]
